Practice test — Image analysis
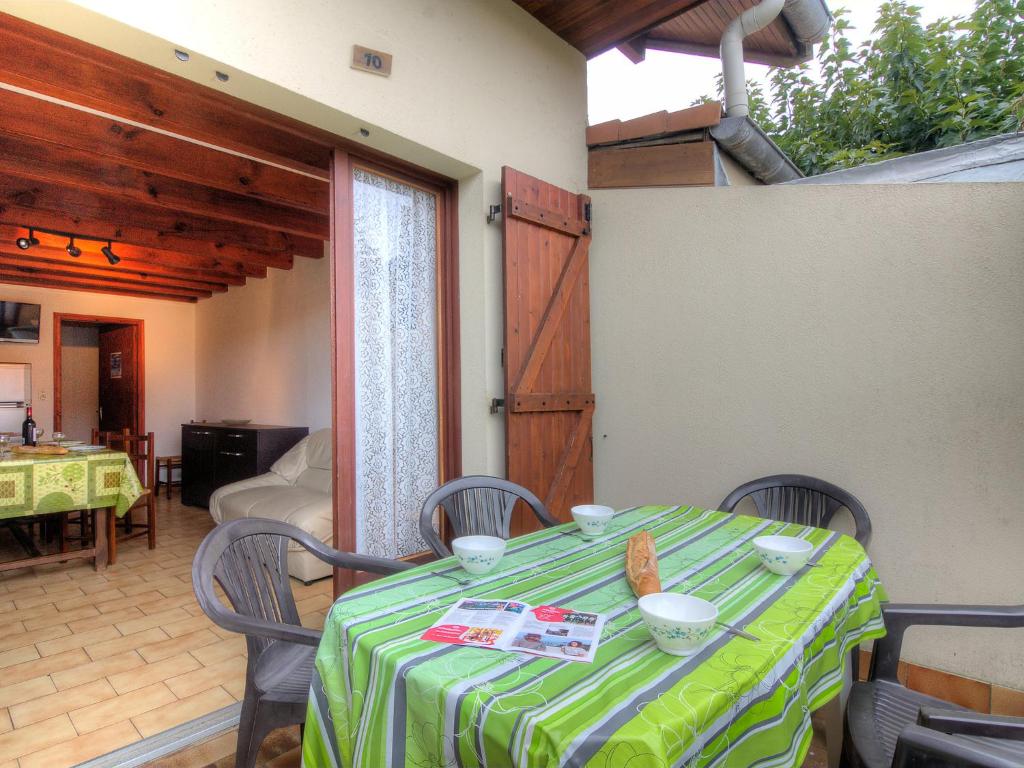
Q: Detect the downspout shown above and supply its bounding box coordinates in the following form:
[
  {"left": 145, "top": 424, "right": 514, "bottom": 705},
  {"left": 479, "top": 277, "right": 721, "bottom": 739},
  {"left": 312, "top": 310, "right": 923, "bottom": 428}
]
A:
[{"left": 720, "top": 0, "right": 785, "bottom": 117}]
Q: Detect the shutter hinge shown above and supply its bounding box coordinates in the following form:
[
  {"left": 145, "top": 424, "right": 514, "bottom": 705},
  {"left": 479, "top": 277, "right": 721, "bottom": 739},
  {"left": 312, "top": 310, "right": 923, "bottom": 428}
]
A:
[
  {"left": 584, "top": 202, "right": 592, "bottom": 223},
  {"left": 487, "top": 204, "right": 502, "bottom": 224},
  {"left": 489, "top": 398, "right": 505, "bottom": 415}
]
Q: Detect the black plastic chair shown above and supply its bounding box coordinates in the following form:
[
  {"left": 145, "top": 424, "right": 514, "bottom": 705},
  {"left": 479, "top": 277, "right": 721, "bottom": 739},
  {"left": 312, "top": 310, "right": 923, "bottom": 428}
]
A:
[
  {"left": 418, "top": 475, "right": 558, "bottom": 557},
  {"left": 192, "top": 518, "right": 413, "bottom": 768},
  {"left": 718, "top": 474, "right": 872, "bottom": 546},
  {"left": 846, "top": 602, "right": 1024, "bottom": 768}
]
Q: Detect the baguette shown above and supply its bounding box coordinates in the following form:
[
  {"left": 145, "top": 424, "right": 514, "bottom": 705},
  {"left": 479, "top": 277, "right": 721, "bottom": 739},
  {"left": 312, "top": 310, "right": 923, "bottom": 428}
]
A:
[
  {"left": 626, "top": 530, "right": 661, "bottom": 597},
  {"left": 12, "top": 445, "right": 69, "bottom": 455}
]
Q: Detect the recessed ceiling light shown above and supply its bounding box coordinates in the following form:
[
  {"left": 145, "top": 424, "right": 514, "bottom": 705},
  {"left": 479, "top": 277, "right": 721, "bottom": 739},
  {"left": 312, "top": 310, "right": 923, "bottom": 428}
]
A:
[
  {"left": 174, "top": 49, "right": 190, "bottom": 62},
  {"left": 359, "top": 128, "right": 370, "bottom": 137},
  {"left": 215, "top": 71, "right": 229, "bottom": 82}
]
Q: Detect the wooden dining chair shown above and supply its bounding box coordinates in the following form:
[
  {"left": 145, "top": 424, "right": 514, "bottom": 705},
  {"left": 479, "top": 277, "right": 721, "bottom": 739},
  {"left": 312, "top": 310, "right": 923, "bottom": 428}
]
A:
[
  {"left": 105, "top": 431, "right": 156, "bottom": 564},
  {"left": 192, "top": 518, "right": 413, "bottom": 768},
  {"left": 718, "top": 474, "right": 872, "bottom": 546},
  {"left": 61, "top": 429, "right": 132, "bottom": 552},
  {"left": 418, "top": 475, "right": 558, "bottom": 557}
]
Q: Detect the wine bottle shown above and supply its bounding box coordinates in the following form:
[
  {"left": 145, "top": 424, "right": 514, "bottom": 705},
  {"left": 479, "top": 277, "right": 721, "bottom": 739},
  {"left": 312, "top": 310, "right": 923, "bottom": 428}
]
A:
[{"left": 22, "top": 405, "right": 36, "bottom": 447}]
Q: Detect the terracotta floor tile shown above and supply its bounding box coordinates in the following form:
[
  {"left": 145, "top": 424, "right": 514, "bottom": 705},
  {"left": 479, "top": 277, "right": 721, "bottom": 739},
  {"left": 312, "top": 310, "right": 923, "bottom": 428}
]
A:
[
  {"left": 22, "top": 603, "right": 99, "bottom": 631},
  {"left": 36, "top": 625, "right": 120, "bottom": 657},
  {"left": 116, "top": 607, "right": 192, "bottom": 636},
  {"left": 0, "top": 707, "right": 10, "bottom": 734},
  {"left": 41, "top": 580, "right": 87, "bottom": 597},
  {"left": 1, "top": 602, "right": 59, "bottom": 626},
  {"left": 906, "top": 664, "right": 990, "bottom": 712},
  {"left": 300, "top": 611, "right": 326, "bottom": 629},
  {"left": 19, "top": 719, "right": 140, "bottom": 768},
  {"left": 295, "top": 594, "right": 332, "bottom": 614},
  {"left": 0, "top": 600, "right": 13, "bottom": 612},
  {"left": 70, "top": 681, "right": 176, "bottom": 734},
  {"left": 0, "top": 676, "right": 57, "bottom": 709},
  {"left": 108, "top": 652, "right": 201, "bottom": 695},
  {"left": 165, "top": 655, "right": 247, "bottom": 699},
  {"left": 0, "top": 644, "right": 39, "bottom": 670},
  {"left": 85, "top": 626, "right": 169, "bottom": 661},
  {"left": 2, "top": 586, "right": 46, "bottom": 604},
  {"left": 51, "top": 650, "right": 145, "bottom": 691},
  {"left": 67, "top": 606, "right": 144, "bottom": 633},
  {"left": 138, "top": 628, "right": 219, "bottom": 664},
  {"left": 55, "top": 587, "right": 124, "bottom": 610},
  {"left": 0, "top": 624, "right": 70, "bottom": 655},
  {"left": 189, "top": 636, "right": 247, "bottom": 666},
  {"left": 132, "top": 686, "right": 234, "bottom": 738},
  {"left": 120, "top": 581, "right": 173, "bottom": 597},
  {"left": 0, "top": 713, "right": 77, "bottom": 760},
  {"left": 10, "top": 678, "right": 117, "bottom": 728},
  {"left": 2, "top": 648, "right": 91, "bottom": 686},
  {"left": 223, "top": 676, "right": 245, "bottom": 701},
  {"left": 156, "top": 580, "right": 194, "bottom": 598},
  {"left": 991, "top": 684, "right": 1024, "bottom": 716}
]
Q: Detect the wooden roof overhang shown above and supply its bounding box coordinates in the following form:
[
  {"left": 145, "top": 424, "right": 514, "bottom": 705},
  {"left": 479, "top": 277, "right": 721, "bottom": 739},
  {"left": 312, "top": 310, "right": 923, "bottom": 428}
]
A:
[
  {"left": 514, "top": 0, "right": 821, "bottom": 65},
  {"left": 0, "top": 12, "right": 336, "bottom": 302}
]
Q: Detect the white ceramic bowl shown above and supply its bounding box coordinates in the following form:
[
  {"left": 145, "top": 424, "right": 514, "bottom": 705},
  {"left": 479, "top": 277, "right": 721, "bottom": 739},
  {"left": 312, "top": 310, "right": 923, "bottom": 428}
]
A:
[
  {"left": 451, "top": 535, "right": 507, "bottom": 575},
  {"left": 571, "top": 504, "right": 615, "bottom": 538},
  {"left": 637, "top": 593, "right": 718, "bottom": 656},
  {"left": 752, "top": 535, "right": 814, "bottom": 575}
]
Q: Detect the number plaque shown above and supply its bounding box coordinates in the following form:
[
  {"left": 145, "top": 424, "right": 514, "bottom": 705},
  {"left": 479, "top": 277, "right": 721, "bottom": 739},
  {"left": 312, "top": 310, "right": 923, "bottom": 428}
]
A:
[{"left": 351, "top": 45, "right": 392, "bottom": 77}]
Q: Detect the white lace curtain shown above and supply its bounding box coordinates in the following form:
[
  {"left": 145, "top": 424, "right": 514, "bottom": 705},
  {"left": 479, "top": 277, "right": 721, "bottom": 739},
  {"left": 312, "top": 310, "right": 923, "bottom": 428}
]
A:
[{"left": 352, "top": 168, "right": 439, "bottom": 558}]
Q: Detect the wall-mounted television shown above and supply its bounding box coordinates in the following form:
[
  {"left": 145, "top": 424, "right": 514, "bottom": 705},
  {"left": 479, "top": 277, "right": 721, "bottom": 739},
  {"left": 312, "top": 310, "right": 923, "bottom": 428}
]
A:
[{"left": 0, "top": 302, "right": 41, "bottom": 344}]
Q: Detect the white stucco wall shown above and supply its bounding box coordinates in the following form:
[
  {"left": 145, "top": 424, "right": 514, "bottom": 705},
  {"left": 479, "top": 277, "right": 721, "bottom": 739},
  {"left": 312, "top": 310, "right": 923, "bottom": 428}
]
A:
[
  {"left": 2, "top": 0, "right": 589, "bottom": 476},
  {"left": 588, "top": 183, "right": 1024, "bottom": 688}
]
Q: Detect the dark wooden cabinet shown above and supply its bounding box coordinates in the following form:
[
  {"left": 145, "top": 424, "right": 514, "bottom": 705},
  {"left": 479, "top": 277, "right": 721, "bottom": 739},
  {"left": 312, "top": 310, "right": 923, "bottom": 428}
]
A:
[{"left": 181, "top": 423, "right": 309, "bottom": 507}]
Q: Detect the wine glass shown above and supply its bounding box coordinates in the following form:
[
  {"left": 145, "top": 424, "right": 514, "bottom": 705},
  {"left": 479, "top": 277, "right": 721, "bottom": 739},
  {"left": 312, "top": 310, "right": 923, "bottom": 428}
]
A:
[
  {"left": 52, "top": 431, "right": 65, "bottom": 448},
  {"left": 0, "top": 435, "right": 9, "bottom": 458}
]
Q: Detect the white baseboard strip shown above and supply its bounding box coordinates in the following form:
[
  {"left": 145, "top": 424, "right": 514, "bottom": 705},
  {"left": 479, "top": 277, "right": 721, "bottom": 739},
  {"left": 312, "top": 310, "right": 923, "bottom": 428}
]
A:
[{"left": 76, "top": 702, "right": 242, "bottom": 768}]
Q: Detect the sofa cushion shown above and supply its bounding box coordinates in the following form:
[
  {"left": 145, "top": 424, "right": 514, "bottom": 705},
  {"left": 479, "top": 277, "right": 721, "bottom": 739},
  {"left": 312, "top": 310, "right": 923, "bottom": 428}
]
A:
[
  {"left": 305, "top": 429, "right": 332, "bottom": 471},
  {"left": 216, "top": 485, "right": 333, "bottom": 544}
]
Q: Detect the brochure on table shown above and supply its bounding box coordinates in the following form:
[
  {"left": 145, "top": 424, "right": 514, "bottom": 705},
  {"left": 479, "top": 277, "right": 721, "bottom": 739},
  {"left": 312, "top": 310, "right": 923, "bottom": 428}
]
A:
[{"left": 421, "top": 599, "right": 606, "bottom": 663}]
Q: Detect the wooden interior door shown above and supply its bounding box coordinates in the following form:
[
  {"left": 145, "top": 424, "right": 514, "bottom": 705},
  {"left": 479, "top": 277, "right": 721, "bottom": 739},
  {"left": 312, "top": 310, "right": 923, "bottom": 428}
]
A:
[
  {"left": 98, "top": 324, "right": 137, "bottom": 433},
  {"left": 502, "top": 166, "right": 594, "bottom": 535}
]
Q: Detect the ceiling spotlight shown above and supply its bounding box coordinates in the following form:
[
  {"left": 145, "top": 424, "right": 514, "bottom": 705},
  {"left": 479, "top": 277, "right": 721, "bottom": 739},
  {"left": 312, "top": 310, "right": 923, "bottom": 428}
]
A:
[
  {"left": 174, "top": 49, "right": 190, "bottom": 62},
  {"left": 15, "top": 228, "right": 39, "bottom": 250},
  {"left": 101, "top": 241, "right": 120, "bottom": 265},
  {"left": 66, "top": 237, "right": 82, "bottom": 258},
  {"left": 215, "top": 71, "right": 229, "bottom": 82}
]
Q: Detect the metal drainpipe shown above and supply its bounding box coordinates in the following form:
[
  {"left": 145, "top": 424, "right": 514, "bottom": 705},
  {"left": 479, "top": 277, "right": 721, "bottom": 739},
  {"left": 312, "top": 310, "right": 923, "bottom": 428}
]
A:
[{"left": 721, "top": 0, "right": 786, "bottom": 117}]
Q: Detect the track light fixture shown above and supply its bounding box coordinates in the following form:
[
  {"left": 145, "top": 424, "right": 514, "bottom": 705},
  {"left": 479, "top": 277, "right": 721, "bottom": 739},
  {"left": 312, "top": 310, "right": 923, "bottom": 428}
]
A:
[
  {"left": 101, "top": 241, "right": 120, "bottom": 265},
  {"left": 66, "top": 236, "right": 82, "bottom": 258},
  {"left": 15, "top": 228, "right": 40, "bottom": 250}
]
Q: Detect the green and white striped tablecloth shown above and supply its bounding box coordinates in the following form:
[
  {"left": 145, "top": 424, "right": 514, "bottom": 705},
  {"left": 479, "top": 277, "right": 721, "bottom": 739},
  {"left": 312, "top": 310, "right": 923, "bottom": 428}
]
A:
[{"left": 302, "top": 505, "right": 887, "bottom": 768}]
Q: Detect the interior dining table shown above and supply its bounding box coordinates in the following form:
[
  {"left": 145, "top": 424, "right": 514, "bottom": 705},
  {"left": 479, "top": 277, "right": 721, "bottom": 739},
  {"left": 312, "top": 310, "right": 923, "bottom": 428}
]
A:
[
  {"left": 0, "top": 447, "right": 143, "bottom": 572},
  {"left": 302, "top": 504, "right": 888, "bottom": 768}
]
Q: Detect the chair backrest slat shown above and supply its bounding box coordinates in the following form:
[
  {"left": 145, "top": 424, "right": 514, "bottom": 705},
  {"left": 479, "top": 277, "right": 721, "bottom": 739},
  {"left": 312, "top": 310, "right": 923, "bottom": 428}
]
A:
[
  {"left": 420, "top": 475, "right": 558, "bottom": 557},
  {"left": 720, "top": 474, "right": 871, "bottom": 546}
]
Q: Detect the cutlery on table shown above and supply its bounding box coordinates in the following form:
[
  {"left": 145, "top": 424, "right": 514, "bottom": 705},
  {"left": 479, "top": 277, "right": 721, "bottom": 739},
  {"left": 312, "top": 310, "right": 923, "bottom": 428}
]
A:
[{"left": 718, "top": 622, "right": 760, "bottom": 642}]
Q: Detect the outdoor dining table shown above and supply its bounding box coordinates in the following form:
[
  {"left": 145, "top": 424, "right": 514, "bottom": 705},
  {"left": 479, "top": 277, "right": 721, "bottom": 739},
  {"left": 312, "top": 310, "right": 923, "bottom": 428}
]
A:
[
  {"left": 0, "top": 448, "right": 143, "bottom": 572},
  {"left": 302, "top": 504, "right": 888, "bottom": 768}
]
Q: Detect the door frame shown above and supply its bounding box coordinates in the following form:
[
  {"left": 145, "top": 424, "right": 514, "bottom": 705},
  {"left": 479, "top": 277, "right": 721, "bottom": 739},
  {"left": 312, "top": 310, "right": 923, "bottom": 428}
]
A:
[
  {"left": 52, "top": 312, "right": 145, "bottom": 436},
  {"left": 330, "top": 148, "right": 460, "bottom": 596}
]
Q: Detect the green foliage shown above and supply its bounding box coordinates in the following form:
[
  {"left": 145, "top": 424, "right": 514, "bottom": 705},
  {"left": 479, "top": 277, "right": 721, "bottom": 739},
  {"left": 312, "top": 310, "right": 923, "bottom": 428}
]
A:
[{"left": 699, "top": 1, "right": 1024, "bottom": 176}]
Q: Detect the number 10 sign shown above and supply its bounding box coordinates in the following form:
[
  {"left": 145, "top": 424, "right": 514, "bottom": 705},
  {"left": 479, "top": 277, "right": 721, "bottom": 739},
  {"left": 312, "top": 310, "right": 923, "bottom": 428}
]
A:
[{"left": 351, "top": 45, "right": 393, "bottom": 77}]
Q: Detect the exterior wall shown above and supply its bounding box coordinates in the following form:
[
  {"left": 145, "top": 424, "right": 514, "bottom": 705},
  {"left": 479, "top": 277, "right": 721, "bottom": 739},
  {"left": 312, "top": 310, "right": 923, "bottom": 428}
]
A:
[
  {"left": 588, "top": 183, "right": 1024, "bottom": 688},
  {"left": 59, "top": 324, "right": 99, "bottom": 442},
  {"left": 0, "top": 284, "right": 196, "bottom": 454},
  {"left": 195, "top": 253, "right": 332, "bottom": 431},
  {"left": 3, "top": 0, "right": 590, "bottom": 477}
]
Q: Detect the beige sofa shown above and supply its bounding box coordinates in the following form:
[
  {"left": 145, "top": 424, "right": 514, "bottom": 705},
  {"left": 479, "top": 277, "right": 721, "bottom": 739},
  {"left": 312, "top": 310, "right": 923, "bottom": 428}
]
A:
[{"left": 208, "top": 429, "right": 333, "bottom": 583}]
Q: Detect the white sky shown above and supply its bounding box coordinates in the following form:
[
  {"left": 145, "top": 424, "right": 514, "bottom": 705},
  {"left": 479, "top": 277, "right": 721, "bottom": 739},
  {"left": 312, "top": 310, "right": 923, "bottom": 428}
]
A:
[{"left": 587, "top": 0, "right": 977, "bottom": 124}]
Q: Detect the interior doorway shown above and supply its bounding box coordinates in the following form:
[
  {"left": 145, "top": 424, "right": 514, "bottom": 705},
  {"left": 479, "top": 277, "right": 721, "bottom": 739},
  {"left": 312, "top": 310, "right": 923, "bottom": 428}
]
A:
[{"left": 53, "top": 313, "right": 144, "bottom": 440}]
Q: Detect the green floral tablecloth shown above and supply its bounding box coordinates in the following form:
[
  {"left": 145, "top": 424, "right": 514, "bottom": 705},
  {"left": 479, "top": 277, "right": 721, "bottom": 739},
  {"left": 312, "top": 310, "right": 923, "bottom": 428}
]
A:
[
  {"left": 302, "top": 505, "right": 888, "bottom": 768},
  {"left": 0, "top": 449, "right": 143, "bottom": 520}
]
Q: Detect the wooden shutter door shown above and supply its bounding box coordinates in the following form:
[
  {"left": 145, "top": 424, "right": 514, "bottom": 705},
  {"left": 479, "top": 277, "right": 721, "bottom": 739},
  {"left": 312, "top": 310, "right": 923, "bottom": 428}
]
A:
[{"left": 502, "top": 166, "right": 594, "bottom": 536}]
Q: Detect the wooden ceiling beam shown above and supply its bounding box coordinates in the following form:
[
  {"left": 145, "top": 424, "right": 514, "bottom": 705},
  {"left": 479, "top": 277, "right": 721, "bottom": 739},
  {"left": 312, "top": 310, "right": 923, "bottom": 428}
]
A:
[
  {"left": 0, "top": 224, "right": 255, "bottom": 283},
  {"left": 0, "top": 133, "right": 329, "bottom": 240},
  {"left": 0, "top": 201, "right": 296, "bottom": 271},
  {"left": 0, "top": 170, "right": 322, "bottom": 260},
  {"left": 0, "top": 269, "right": 207, "bottom": 302},
  {"left": 0, "top": 13, "right": 333, "bottom": 178},
  {"left": 617, "top": 36, "right": 648, "bottom": 63},
  {"left": 0, "top": 88, "right": 329, "bottom": 214},
  {"left": 0, "top": 252, "right": 228, "bottom": 293}
]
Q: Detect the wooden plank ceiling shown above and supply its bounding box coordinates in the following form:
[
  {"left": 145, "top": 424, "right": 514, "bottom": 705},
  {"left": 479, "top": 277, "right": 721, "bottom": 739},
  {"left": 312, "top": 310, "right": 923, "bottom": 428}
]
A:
[
  {"left": 514, "top": 0, "right": 814, "bottom": 65},
  {"left": 0, "top": 13, "right": 334, "bottom": 302}
]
